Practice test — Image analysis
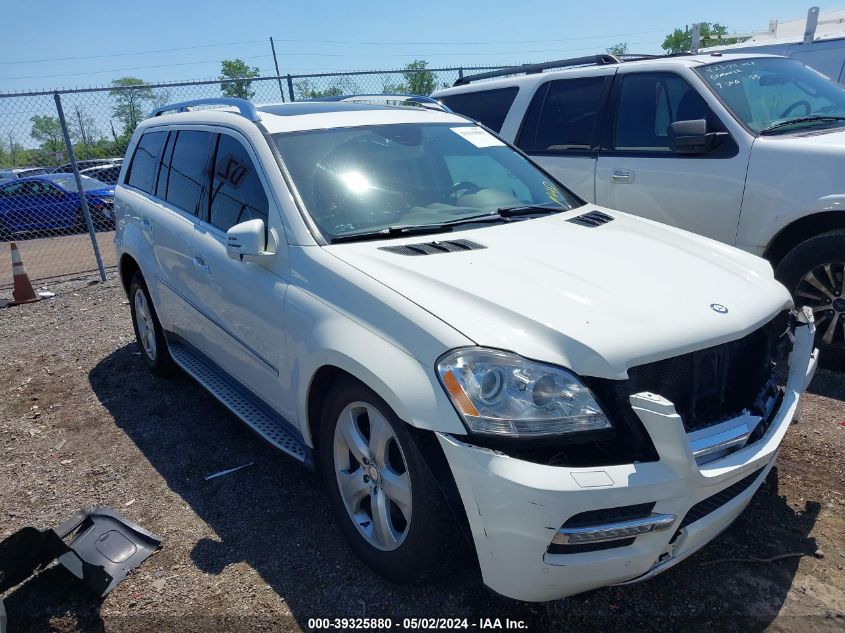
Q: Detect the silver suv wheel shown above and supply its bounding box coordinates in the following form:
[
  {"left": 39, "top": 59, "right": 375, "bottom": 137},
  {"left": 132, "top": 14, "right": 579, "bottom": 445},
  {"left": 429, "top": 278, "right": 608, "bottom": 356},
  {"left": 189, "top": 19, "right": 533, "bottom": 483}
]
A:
[
  {"left": 333, "top": 401, "right": 412, "bottom": 551},
  {"left": 133, "top": 288, "right": 157, "bottom": 361}
]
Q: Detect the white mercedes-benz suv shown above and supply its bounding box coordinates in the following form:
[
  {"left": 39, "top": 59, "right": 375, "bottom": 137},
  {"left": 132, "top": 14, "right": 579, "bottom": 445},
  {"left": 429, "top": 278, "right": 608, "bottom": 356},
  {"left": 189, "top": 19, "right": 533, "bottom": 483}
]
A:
[{"left": 114, "top": 95, "right": 817, "bottom": 602}]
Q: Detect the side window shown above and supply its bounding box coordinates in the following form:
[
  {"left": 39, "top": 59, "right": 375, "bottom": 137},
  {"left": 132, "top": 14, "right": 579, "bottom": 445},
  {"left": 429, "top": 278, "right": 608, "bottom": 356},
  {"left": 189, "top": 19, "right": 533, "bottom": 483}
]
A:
[
  {"left": 166, "top": 131, "right": 214, "bottom": 216},
  {"left": 2, "top": 182, "right": 25, "bottom": 195},
  {"left": 517, "top": 77, "right": 607, "bottom": 152},
  {"left": 208, "top": 133, "right": 269, "bottom": 232},
  {"left": 126, "top": 131, "right": 166, "bottom": 193},
  {"left": 614, "top": 73, "right": 710, "bottom": 152},
  {"left": 439, "top": 87, "right": 519, "bottom": 133}
]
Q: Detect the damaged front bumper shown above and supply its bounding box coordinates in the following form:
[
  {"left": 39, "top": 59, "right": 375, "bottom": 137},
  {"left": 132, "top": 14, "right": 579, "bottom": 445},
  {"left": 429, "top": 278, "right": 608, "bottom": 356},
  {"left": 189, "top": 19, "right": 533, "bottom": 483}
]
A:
[{"left": 437, "top": 309, "right": 818, "bottom": 602}]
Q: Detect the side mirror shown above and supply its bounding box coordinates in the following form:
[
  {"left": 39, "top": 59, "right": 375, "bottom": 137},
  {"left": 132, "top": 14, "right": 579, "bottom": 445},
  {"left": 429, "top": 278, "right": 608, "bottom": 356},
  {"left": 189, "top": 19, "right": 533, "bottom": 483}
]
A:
[
  {"left": 669, "top": 119, "right": 725, "bottom": 154},
  {"left": 226, "top": 219, "right": 274, "bottom": 262}
]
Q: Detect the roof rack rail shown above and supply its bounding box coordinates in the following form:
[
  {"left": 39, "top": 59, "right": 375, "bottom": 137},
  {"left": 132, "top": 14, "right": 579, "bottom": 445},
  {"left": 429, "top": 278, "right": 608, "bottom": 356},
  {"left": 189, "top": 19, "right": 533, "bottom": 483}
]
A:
[
  {"left": 453, "top": 54, "right": 625, "bottom": 86},
  {"left": 309, "top": 94, "right": 452, "bottom": 112},
  {"left": 148, "top": 97, "right": 260, "bottom": 122}
]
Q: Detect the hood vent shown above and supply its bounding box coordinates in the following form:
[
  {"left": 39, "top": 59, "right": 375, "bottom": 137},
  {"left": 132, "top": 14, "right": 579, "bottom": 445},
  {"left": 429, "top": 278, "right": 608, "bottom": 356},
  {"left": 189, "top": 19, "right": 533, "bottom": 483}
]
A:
[
  {"left": 379, "top": 239, "right": 486, "bottom": 256},
  {"left": 567, "top": 210, "right": 614, "bottom": 227}
]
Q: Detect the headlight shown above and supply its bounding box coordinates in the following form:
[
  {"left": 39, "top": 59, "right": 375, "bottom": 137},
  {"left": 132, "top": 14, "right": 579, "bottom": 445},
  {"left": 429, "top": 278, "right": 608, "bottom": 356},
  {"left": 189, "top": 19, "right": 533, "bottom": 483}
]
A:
[{"left": 436, "top": 348, "right": 611, "bottom": 438}]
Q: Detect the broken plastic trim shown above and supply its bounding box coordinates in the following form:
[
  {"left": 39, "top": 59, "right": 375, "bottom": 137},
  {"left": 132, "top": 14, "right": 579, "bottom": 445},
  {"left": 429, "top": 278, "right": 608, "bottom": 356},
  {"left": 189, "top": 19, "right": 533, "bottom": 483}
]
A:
[{"left": 0, "top": 506, "right": 162, "bottom": 598}]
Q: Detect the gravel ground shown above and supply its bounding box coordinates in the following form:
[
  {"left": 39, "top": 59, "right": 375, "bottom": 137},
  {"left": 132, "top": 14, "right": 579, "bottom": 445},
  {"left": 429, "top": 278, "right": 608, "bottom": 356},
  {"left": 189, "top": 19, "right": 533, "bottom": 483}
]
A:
[{"left": 1, "top": 276, "right": 843, "bottom": 633}]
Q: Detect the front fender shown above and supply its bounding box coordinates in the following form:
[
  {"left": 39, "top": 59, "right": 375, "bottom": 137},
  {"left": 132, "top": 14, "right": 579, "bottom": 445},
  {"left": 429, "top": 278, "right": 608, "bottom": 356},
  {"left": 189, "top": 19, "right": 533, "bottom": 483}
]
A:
[{"left": 284, "top": 286, "right": 467, "bottom": 447}]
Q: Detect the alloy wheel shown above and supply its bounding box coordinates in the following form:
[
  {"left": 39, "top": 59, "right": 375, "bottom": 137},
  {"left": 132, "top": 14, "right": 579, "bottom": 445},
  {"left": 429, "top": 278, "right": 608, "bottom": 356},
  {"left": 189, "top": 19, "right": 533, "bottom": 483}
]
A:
[
  {"left": 133, "top": 289, "right": 157, "bottom": 361},
  {"left": 794, "top": 261, "right": 845, "bottom": 347},
  {"left": 333, "top": 401, "right": 412, "bottom": 551}
]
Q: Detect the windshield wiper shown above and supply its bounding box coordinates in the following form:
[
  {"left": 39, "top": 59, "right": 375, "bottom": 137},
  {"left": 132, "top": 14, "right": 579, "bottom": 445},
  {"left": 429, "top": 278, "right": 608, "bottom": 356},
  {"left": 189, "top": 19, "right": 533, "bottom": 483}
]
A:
[
  {"left": 329, "top": 214, "right": 505, "bottom": 244},
  {"left": 328, "top": 205, "right": 566, "bottom": 244},
  {"left": 759, "top": 115, "right": 845, "bottom": 135},
  {"left": 497, "top": 203, "right": 566, "bottom": 217}
]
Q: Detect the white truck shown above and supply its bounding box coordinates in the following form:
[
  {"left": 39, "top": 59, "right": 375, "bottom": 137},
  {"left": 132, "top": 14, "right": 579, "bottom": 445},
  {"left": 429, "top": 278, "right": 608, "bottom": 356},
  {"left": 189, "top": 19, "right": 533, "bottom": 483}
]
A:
[{"left": 434, "top": 52, "right": 845, "bottom": 368}]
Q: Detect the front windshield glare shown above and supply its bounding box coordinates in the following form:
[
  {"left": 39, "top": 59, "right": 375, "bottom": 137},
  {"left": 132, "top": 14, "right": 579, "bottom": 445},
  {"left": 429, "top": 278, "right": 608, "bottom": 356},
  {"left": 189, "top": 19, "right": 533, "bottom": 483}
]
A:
[
  {"left": 699, "top": 57, "right": 845, "bottom": 133},
  {"left": 273, "top": 123, "right": 579, "bottom": 241}
]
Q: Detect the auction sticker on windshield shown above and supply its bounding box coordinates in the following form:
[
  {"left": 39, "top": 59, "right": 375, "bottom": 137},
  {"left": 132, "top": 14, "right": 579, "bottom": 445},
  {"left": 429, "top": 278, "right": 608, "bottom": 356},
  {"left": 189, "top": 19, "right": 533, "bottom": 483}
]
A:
[{"left": 451, "top": 126, "right": 505, "bottom": 148}]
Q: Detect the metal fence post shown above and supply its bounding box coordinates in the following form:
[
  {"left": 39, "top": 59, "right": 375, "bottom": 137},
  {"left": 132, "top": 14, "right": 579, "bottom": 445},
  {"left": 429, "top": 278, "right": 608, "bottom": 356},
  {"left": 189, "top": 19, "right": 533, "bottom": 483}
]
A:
[
  {"left": 270, "top": 37, "right": 285, "bottom": 102},
  {"left": 458, "top": 67, "right": 464, "bottom": 81},
  {"left": 53, "top": 92, "right": 107, "bottom": 282},
  {"left": 287, "top": 74, "right": 295, "bottom": 102}
]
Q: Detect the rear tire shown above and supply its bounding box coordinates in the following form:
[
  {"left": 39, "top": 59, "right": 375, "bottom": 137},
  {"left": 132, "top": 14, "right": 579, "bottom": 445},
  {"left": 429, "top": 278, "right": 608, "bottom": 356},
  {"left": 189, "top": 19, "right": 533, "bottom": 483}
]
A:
[
  {"left": 128, "top": 272, "right": 174, "bottom": 376},
  {"left": 775, "top": 230, "right": 845, "bottom": 370},
  {"left": 318, "top": 377, "right": 458, "bottom": 584}
]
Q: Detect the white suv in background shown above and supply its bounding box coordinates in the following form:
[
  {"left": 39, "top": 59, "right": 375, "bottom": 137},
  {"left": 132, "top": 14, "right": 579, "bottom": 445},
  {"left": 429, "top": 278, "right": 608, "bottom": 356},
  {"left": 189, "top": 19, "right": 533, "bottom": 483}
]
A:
[
  {"left": 114, "top": 95, "right": 816, "bottom": 602},
  {"left": 434, "top": 53, "right": 845, "bottom": 368}
]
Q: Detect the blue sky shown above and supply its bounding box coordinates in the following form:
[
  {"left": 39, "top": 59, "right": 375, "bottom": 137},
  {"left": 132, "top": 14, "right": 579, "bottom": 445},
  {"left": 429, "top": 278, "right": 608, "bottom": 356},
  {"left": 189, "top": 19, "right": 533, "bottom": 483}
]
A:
[{"left": 0, "top": 1, "right": 830, "bottom": 93}]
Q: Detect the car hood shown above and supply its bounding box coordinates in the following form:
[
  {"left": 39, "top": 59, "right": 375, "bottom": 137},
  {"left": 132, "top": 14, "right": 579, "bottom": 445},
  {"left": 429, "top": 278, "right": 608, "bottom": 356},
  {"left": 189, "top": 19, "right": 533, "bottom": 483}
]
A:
[
  {"left": 325, "top": 207, "right": 792, "bottom": 379},
  {"left": 765, "top": 127, "right": 845, "bottom": 148}
]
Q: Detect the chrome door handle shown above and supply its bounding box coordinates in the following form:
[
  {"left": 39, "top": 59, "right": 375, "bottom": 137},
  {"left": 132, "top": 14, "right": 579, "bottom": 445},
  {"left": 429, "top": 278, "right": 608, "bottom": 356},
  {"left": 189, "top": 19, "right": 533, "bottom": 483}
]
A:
[
  {"left": 140, "top": 218, "right": 153, "bottom": 232},
  {"left": 610, "top": 169, "right": 635, "bottom": 184}
]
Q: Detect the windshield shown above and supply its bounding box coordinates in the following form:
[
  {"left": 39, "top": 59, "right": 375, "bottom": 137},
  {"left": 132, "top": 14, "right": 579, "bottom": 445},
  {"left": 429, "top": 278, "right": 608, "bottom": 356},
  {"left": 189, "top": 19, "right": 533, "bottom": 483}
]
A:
[
  {"left": 50, "top": 174, "right": 109, "bottom": 191},
  {"left": 273, "top": 123, "right": 580, "bottom": 241},
  {"left": 698, "top": 57, "right": 845, "bottom": 134}
]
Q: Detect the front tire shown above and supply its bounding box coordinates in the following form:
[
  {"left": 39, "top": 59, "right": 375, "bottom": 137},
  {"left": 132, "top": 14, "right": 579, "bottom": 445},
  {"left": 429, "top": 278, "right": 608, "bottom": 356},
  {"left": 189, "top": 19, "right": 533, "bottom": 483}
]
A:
[
  {"left": 776, "top": 230, "right": 845, "bottom": 370},
  {"left": 128, "top": 272, "right": 174, "bottom": 376},
  {"left": 318, "top": 377, "right": 458, "bottom": 584}
]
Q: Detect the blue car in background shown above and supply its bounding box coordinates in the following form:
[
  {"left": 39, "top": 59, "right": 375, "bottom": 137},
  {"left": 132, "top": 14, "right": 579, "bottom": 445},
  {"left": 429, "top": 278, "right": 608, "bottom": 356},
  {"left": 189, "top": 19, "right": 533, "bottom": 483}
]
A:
[{"left": 0, "top": 173, "right": 115, "bottom": 240}]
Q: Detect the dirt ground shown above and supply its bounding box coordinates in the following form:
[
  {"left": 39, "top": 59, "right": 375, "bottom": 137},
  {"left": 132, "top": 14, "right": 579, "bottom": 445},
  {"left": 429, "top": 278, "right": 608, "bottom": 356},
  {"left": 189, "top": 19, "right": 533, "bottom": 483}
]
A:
[{"left": 1, "top": 275, "right": 843, "bottom": 633}]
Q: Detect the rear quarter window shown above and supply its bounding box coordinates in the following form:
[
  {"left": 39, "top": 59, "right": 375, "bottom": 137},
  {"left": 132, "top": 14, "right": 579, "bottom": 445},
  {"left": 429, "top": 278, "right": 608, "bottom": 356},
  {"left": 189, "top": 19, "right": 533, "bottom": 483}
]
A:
[
  {"left": 439, "top": 87, "right": 519, "bottom": 132},
  {"left": 126, "top": 131, "right": 167, "bottom": 193}
]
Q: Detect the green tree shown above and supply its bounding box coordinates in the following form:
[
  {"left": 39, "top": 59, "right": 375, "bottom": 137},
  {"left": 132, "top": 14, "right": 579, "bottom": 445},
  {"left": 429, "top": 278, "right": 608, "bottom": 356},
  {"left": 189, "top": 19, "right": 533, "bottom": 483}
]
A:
[
  {"left": 606, "top": 42, "right": 629, "bottom": 56},
  {"left": 402, "top": 60, "right": 435, "bottom": 95},
  {"left": 110, "top": 77, "right": 156, "bottom": 137},
  {"left": 662, "top": 22, "right": 741, "bottom": 53},
  {"left": 30, "top": 115, "right": 64, "bottom": 154},
  {"left": 219, "top": 59, "right": 260, "bottom": 99},
  {"left": 294, "top": 79, "right": 344, "bottom": 99}
]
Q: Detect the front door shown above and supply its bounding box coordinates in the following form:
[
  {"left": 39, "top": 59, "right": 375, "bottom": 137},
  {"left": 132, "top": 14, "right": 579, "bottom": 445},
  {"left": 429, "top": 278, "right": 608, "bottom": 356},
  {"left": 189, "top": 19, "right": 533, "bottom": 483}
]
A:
[
  {"left": 595, "top": 70, "right": 750, "bottom": 244},
  {"left": 184, "top": 130, "right": 291, "bottom": 418}
]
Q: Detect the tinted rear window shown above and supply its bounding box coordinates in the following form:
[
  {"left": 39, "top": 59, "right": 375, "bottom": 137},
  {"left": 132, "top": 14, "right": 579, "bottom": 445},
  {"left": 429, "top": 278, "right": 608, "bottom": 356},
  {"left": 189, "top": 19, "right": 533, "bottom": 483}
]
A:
[
  {"left": 439, "top": 87, "right": 518, "bottom": 132},
  {"left": 517, "top": 77, "right": 607, "bottom": 152},
  {"left": 126, "top": 131, "right": 166, "bottom": 193}
]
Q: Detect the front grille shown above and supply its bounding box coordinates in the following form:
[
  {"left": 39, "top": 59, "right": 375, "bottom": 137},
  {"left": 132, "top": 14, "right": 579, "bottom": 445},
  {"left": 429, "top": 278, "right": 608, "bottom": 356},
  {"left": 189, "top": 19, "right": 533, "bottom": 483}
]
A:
[
  {"left": 588, "top": 311, "right": 794, "bottom": 434},
  {"left": 673, "top": 466, "right": 765, "bottom": 537}
]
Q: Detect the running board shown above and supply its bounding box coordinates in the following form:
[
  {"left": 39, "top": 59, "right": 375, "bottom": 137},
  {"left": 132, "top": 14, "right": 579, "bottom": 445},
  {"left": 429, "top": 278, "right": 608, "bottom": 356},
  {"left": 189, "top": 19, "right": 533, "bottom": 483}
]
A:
[{"left": 168, "top": 340, "right": 311, "bottom": 466}]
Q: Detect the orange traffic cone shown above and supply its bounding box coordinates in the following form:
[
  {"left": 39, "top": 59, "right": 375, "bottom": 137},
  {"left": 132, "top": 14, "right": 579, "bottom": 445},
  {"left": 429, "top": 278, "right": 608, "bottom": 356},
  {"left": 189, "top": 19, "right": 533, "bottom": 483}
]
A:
[{"left": 10, "top": 243, "right": 39, "bottom": 306}]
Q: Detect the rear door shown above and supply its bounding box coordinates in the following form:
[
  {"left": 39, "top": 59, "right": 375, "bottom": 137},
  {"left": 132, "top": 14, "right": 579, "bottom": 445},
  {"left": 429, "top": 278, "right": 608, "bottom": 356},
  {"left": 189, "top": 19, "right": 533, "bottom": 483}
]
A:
[
  {"left": 594, "top": 69, "right": 750, "bottom": 243},
  {"left": 513, "top": 67, "right": 615, "bottom": 201},
  {"left": 122, "top": 128, "right": 210, "bottom": 342}
]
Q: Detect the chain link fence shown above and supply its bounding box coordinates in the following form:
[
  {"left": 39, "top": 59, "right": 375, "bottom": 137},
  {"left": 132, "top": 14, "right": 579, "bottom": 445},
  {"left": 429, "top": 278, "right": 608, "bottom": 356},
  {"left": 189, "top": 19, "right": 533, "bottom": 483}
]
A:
[{"left": 0, "top": 65, "right": 510, "bottom": 296}]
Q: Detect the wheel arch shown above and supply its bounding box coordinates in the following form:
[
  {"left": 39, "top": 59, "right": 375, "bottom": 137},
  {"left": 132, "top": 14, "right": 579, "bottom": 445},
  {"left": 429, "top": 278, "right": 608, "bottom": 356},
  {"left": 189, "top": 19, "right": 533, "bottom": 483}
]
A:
[
  {"left": 299, "top": 347, "right": 464, "bottom": 450},
  {"left": 119, "top": 252, "right": 140, "bottom": 294},
  {"left": 765, "top": 210, "right": 845, "bottom": 269}
]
